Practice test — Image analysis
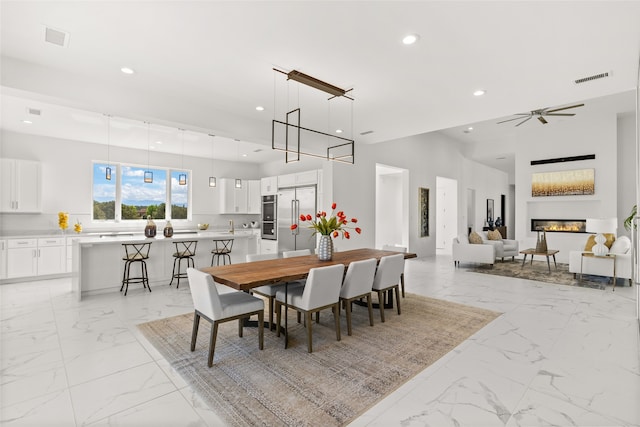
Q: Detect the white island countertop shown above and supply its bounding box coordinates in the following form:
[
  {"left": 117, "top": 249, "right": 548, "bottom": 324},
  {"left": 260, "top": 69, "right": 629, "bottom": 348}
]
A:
[{"left": 76, "top": 229, "right": 256, "bottom": 245}]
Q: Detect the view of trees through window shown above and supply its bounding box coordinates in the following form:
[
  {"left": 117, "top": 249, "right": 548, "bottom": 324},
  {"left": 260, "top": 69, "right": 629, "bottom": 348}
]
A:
[{"left": 92, "top": 163, "right": 190, "bottom": 221}]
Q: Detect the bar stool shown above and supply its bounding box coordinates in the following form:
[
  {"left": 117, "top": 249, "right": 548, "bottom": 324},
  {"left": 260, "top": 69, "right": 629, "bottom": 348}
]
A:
[
  {"left": 211, "top": 238, "right": 234, "bottom": 266},
  {"left": 170, "top": 240, "right": 198, "bottom": 288},
  {"left": 121, "top": 242, "right": 152, "bottom": 296}
]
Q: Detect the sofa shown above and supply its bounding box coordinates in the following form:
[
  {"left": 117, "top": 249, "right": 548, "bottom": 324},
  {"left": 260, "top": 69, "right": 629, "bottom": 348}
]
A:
[
  {"left": 452, "top": 235, "right": 495, "bottom": 267},
  {"left": 568, "top": 235, "right": 633, "bottom": 286},
  {"left": 479, "top": 231, "right": 519, "bottom": 262}
]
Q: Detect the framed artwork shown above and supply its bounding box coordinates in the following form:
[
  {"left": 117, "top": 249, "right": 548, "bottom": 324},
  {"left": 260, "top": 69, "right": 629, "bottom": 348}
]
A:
[
  {"left": 487, "top": 199, "right": 494, "bottom": 222},
  {"left": 419, "top": 187, "right": 429, "bottom": 237},
  {"left": 531, "top": 168, "right": 595, "bottom": 196}
]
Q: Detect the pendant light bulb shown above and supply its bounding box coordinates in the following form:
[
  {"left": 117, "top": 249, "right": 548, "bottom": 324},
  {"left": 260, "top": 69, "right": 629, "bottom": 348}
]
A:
[
  {"left": 179, "top": 128, "right": 187, "bottom": 185},
  {"left": 105, "top": 114, "right": 112, "bottom": 180},
  {"left": 208, "top": 134, "right": 217, "bottom": 187},
  {"left": 144, "top": 121, "right": 153, "bottom": 183}
]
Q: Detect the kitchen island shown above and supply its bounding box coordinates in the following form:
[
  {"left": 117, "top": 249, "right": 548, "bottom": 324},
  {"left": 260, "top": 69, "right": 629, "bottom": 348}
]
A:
[{"left": 72, "top": 229, "right": 259, "bottom": 300}]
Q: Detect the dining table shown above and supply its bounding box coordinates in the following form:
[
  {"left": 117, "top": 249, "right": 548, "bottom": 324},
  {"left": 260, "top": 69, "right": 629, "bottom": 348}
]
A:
[{"left": 200, "top": 248, "right": 417, "bottom": 348}]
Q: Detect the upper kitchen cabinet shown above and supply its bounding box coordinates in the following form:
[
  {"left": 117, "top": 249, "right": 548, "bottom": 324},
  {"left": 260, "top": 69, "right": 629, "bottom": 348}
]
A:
[
  {"left": 261, "top": 176, "right": 277, "bottom": 195},
  {"left": 277, "top": 170, "right": 318, "bottom": 188},
  {"left": 217, "top": 178, "right": 260, "bottom": 214},
  {"left": 0, "top": 158, "right": 42, "bottom": 213}
]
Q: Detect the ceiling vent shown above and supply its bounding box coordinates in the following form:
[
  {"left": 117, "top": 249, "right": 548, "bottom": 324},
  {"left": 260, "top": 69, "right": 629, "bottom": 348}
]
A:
[
  {"left": 360, "top": 130, "right": 374, "bottom": 135},
  {"left": 574, "top": 71, "right": 610, "bottom": 84},
  {"left": 26, "top": 108, "right": 41, "bottom": 116},
  {"left": 44, "top": 26, "right": 69, "bottom": 47}
]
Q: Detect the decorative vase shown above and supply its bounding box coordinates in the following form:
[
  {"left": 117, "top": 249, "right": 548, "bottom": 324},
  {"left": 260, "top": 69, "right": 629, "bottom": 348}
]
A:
[
  {"left": 317, "top": 235, "right": 333, "bottom": 261},
  {"left": 144, "top": 217, "right": 157, "bottom": 238},
  {"left": 163, "top": 220, "right": 173, "bottom": 238},
  {"left": 535, "top": 229, "right": 547, "bottom": 252}
]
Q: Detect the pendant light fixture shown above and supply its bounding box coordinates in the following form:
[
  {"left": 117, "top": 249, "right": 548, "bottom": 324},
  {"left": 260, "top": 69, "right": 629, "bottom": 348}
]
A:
[
  {"left": 105, "top": 114, "right": 112, "bottom": 180},
  {"left": 178, "top": 128, "right": 187, "bottom": 185},
  {"left": 144, "top": 121, "right": 153, "bottom": 183},
  {"left": 235, "top": 141, "right": 242, "bottom": 188},
  {"left": 208, "top": 134, "right": 216, "bottom": 187}
]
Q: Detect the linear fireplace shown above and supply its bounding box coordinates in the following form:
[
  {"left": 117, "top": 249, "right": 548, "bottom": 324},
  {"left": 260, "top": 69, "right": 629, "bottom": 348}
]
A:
[{"left": 531, "top": 219, "right": 587, "bottom": 233}]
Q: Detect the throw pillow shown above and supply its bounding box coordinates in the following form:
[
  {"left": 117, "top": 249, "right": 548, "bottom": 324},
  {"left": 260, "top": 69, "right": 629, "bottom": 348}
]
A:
[
  {"left": 584, "top": 233, "right": 616, "bottom": 251},
  {"left": 610, "top": 236, "right": 631, "bottom": 254},
  {"left": 468, "top": 231, "right": 483, "bottom": 244},
  {"left": 487, "top": 229, "right": 502, "bottom": 240}
]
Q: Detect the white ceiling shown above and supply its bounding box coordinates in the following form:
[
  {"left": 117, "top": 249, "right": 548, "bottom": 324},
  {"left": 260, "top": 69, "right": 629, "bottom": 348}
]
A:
[{"left": 1, "top": 1, "right": 639, "bottom": 168}]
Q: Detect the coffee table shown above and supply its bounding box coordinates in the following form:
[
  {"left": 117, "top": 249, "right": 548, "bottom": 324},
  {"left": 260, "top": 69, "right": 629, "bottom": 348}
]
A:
[{"left": 519, "top": 248, "right": 559, "bottom": 273}]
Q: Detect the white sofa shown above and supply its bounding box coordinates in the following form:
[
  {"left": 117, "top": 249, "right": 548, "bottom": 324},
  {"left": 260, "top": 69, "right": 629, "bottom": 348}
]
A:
[
  {"left": 568, "top": 236, "right": 633, "bottom": 286},
  {"left": 479, "top": 231, "right": 519, "bottom": 262},
  {"left": 452, "top": 235, "right": 495, "bottom": 267}
]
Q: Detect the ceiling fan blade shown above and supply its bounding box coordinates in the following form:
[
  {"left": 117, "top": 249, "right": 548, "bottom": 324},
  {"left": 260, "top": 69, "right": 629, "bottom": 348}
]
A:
[
  {"left": 546, "top": 103, "right": 585, "bottom": 113},
  {"left": 538, "top": 116, "right": 548, "bottom": 124},
  {"left": 497, "top": 115, "right": 531, "bottom": 124},
  {"left": 515, "top": 116, "right": 533, "bottom": 127},
  {"left": 545, "top": 113, "right": 575, "bottom": 116}
]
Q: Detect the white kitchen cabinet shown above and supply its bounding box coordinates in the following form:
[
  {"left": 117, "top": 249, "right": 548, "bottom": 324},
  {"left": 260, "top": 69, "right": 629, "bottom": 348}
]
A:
[
  {"left": 37, "top": 238, "right": 66, "bottom": 276},
  {"left": 0, "top": 240, "right": 7, "bottom": 279},
  {"left": 277, "top": 170, "right": 318, "bottom": 189},
  {"left": 247, "top": 180, "right": 261, "bottom": 214},
  {"left": 260, "top": 239, "right": 277, "bottom": 255},
  {"left": 218, "top": 178, "right": 260, "bottom": 214},
  {"left": 0, "top": 158, "right": 42, "bottom": 213},
  {"left": 7, "top": 239, "right": 38, "bottom": 278},
  {"left": 261, "top": 176, "right": 278, "bottom": 195}
]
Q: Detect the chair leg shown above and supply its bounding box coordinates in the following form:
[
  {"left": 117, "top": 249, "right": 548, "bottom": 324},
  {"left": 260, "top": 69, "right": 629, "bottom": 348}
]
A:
[
  {"left": 208, "top": 321, "right": 219, "bottom": 367},
  {"left": 345, "top": 299, "right": 353, "bottom": 336},
  {"left": 366, "top": 294, "right": 374, "bottom": 327},
  {"left": 305, "top": 311, "right": 313, "bottom": 353},
  {"left": 401, "top": 273, "right": 405, "bottom": 298},
  {"left": 142, "top": 261, "right": 151, "bottom": 293},
  {"left": 394, "top": 286, "right": 401, "bottom": 315},
  {"left": 377, "top": 290, "right": 386, "bottom": 323},
  {"left": 170, "top": 257, "right": 179, "bottom": 286},
  {"left": 276, "top": 301, "right": 282, "bottom": 337},
  {"left": 267, "top": 296, "right": 274, "bottom": 331},
  {"left": 258, "top": 311, "right": 264, "bottom": 350},
  {"left": 238, "top": 317, "right": 243, "bottom": 337},
  {"left": 315, "top": 311, "right": 320, "bottom": 324},
  {"left": 191, "top": 312, "right": 200, "bottom": 351},
  {"left": 334, "top": 303, "right": 341, "bottom": 342}
]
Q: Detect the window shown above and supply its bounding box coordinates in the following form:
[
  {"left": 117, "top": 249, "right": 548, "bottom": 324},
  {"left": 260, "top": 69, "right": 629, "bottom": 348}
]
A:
[{"left": 92, "top": 162, "right": 190, "bottom": 222}]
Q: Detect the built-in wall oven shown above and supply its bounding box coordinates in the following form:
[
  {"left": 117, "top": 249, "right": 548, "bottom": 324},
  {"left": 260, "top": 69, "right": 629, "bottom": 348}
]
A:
[{"left": 261, "top": 195, "right": 277, "bottom": 240}]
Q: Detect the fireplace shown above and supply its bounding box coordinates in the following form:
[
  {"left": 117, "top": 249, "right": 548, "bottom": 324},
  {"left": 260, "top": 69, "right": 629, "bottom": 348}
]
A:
[{"left": 531, "top": 219, "right": 587, "bottom": 233}]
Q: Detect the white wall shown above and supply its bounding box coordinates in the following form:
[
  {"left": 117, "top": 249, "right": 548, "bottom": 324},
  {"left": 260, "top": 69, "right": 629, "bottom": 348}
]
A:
[
  {"left": 514, "top": 111, "right": 618, "bottom": 263},
  {"left": 617, "top": 112, "right": 637, "bottom": 236},
  {"left": 376, "top": 172, "right": 404, "bottom": 248},
  {"left": 0, "top": 130, "right": 261, "bottom": 233}
]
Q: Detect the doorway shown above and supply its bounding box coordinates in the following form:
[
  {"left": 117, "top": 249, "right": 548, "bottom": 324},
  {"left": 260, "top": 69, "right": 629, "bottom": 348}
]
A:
[
  {"left": 375, "top": 164, "right": 409, "bottom": 250},
  {"left": 436, "top": 176, "right": 458, "bottom": 254}
]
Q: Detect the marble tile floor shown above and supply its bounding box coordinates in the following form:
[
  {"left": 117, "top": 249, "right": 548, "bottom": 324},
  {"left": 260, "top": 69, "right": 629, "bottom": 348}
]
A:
[{"left": 1, "top": 255, "right": 638, "bottom": 426}]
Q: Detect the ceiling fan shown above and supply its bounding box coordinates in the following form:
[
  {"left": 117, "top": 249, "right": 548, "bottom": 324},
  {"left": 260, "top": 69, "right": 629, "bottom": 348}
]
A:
[{"left": 497, "top": 103, "right": 585, "bottom": 127}]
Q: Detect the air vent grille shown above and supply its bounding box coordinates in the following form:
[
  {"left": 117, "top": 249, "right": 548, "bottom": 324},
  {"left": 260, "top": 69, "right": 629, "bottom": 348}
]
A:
[
  {"left": 44, "top": 26, "right": 69, "bottom": 47},
  {"left": 574, "top": 72, "right": 609, "bottom": 84},
  {"left": 27, "top": 108, "right": 41, "bottom": 116}
]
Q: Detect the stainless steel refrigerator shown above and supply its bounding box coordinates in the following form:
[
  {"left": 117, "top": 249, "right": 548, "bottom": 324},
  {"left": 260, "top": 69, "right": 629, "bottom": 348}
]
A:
[{"left": 277, "top": 186, "right": 317, "bottom": 253}]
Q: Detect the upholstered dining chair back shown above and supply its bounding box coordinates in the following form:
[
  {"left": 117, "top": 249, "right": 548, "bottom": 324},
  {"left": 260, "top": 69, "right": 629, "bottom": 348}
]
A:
[
  {"left": 246, "top": 253, "right": 278, "bottom": 262},
  {"left": 382, "top": 244, "right": 407, "bottom": 253},
  {"left": 340, "top": 258, "right": 377, "bottom": 300},
  {"left": 372, "top": 254, "right": 405, "bottom": 291},
  {"left": 299, "top": 264, "right": 345, "bottom": 310},
  {"left": 187, "top": 268, "right": 223, "bottom": 320},
  {"left": 283, "top": 249, "right": 312, "bottom": 258}
]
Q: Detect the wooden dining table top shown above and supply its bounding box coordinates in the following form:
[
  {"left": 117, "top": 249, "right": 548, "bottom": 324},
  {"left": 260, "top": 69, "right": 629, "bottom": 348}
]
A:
[{"left": 200, "top": 248, "right": 417, "bottom": 291}]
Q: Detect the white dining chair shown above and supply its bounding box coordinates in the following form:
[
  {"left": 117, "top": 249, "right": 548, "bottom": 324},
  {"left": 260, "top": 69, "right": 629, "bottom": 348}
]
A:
[
  {"left": 187, "top": 268, "right": 264, "bottom": 367},
  {"left": 246, "top": 253, "right": 303, "bottom": 331},
  {"left": 382, "top": 244, "right": 408, "bottom": 297},
  {"left": 340, "top": 258, "right": 377, "bottom": 335},
  {"left": 372, "top": 254, "right": 405, "bottom": 322},
  {"left": 282, "top": 249, "right": 312, "bottom": 258},
  {"left": 275, "top": 263, "right": 345, "bottom": 353}
]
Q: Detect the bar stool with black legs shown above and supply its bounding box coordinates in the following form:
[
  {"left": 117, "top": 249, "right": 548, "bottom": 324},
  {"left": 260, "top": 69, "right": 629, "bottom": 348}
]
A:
[
  {"left": 211, "top": 238, "right": 234, "bottom": 266},
  {"left": 121, "top": 242, "right": 152, "bottom": 296},
  {"left": 170, "top": 240, "right": 197, "bottom": 288}
]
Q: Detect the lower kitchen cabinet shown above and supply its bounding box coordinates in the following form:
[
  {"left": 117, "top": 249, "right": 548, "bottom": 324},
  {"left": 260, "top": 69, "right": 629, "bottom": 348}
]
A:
[{"left": 6, "top": 237, "right": 66, "bottom": 279}]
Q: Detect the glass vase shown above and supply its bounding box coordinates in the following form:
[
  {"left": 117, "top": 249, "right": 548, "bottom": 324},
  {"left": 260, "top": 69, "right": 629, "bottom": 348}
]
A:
[{"left": 317, "top": 234, "right": 333, "bottom": 261}]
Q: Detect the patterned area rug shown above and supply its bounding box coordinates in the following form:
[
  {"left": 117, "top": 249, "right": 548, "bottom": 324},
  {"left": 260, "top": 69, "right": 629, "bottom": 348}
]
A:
[
  {"left": 138, "top": 294, "right": 499, "bottom": 427},
  {"left": 468, "top": 259, "right": 615, "bottom": 290}
]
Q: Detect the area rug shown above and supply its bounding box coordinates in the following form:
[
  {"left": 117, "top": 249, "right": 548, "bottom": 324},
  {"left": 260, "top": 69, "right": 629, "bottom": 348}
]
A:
[
  {"left": 468, "top": 260, "right": 613, "bottom": 290},
  {"left": 138, "top": 294, "right": 500, "bottom": 426}
]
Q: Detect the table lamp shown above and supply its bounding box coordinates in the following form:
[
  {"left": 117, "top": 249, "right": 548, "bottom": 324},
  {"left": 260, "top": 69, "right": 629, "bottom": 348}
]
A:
[{"left": 586, "top": 218, "right": 617, "bottom": 256}]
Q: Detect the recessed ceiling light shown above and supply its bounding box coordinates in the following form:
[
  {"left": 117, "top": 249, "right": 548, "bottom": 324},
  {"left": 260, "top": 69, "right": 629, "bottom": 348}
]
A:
[
  {"left": 402, "top": 34, "right": 419, "bottom": 45},
  {"left": 463, "top": 127, "right": 473, "bottom": 133},
  {"left": 496, "top": 156, "right": 507, "bottom": 160},
  {"left": 335, "top": 129, "right": 343, "bottom": 134},
  {"left": 255, "top": 106, "right": 264, "bottom": 111},
  {"left": 155, "top": 140, "right": 162, "bottom": 144},
  {"left": 22, "top": 120, "right": 33, "bottom": 124},
  {"left": 241, "top": 153, "right": 247, "bottom": 157},
  {"left": 120, "top": 67, "right": 135, "bottom": 75},
  {"left": 473, "top": 89, "right": 486, "bottom": 96}
]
